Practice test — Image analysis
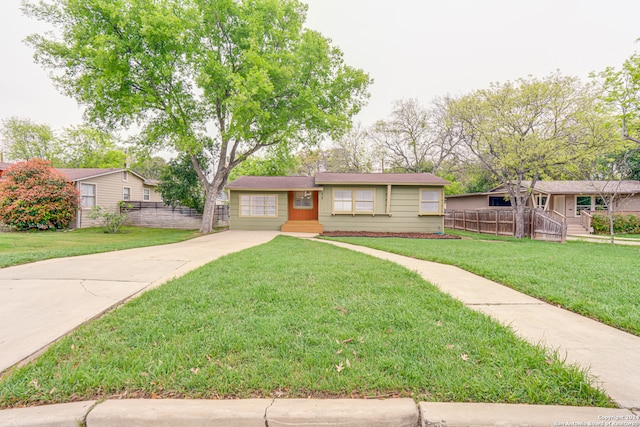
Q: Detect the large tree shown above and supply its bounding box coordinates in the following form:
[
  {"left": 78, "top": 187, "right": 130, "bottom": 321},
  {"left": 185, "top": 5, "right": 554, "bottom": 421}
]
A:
[
  {"left": 449, "top": 73, "right": 614, "bottom": 238},
  {"left": 326, "top": 123, "right": 373, "bottom": 173},
  {"left": 0, "top": 117, "right": 61, "bottom": 163},
  {"left": 370, "top": 98, "right": 461, "bottom": 174},
  {"left": 59, "top": 125, "right": 127, "bottom": 168},
  {"left": 595, "top": 53, "right": 640, "bottom": 144},
  {"left": 24, "top": 0, "right": 371, "bottom": 232}
]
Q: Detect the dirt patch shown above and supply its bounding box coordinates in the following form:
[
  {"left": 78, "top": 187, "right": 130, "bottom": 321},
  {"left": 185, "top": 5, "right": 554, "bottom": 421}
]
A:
[{"left": 319, "top": 231, "right": 461, "bottom": 239}]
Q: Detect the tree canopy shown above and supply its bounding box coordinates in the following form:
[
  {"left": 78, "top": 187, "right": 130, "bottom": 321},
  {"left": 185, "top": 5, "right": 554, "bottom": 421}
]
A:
[
  {"left": 24, "top": 0, "right": 371, "bottom": 232},
  {"left": 1, "top": 117, "right": 61, "bottom": 163},
  {"left": 59, "top": 125, "right": 127, "bottom": 168},
  {"left": 595, "top": 53, "right": 640, "bottom": 144}
]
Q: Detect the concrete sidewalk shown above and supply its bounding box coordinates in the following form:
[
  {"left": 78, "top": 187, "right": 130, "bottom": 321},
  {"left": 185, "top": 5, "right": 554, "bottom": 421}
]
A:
[
  {"left": 318, "top": 239, "right": 640, "bottom": 410},
  {"left": 0, "top": 230, "right": 280, "bottom": 374},
  {"left": 0, "top": 398, "right": 636, "bottom": 427},
  {"left": 567, "top": 233, "right": 640, "bottom": 246}
]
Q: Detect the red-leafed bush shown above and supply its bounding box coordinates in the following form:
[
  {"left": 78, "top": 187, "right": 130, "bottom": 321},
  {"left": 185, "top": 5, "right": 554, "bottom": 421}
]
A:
[{"left": 0, "top": 159, "right": 80, "bottom": 230}]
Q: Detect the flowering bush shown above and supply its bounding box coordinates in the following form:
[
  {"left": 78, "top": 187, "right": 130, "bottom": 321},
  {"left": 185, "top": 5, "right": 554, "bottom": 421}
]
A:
[{"left": 0, "top": 159, "right": 80, "bottom": 230}]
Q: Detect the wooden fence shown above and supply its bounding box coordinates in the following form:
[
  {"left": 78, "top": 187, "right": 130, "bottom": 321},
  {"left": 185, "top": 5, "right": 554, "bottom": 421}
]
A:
[
  {"left": 123, "top": 202, "right": 229, "bottom": 230},
  {"left": 445, "top": 208, "right": 566, "bottom": 242}
]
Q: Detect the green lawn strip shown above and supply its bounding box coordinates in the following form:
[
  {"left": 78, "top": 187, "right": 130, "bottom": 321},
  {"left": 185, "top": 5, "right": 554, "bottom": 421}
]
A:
[
  {"left": 320, "top": 233, "right": 640, "bottom": 336},
  {"left": 0, "top": 227, "right": 200, "bottom": 268},
  {"left": 0, "top": 236, "right": 611, "bottom": 408}
]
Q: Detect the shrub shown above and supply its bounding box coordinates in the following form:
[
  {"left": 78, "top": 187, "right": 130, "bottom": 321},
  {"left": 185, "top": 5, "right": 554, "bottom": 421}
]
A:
[
  {"left": 592, "top": 213, "right": 640, "bottom": 235},
  {"left": 0, "top": 159, "right": 79, "bottom": 230},
  {"left": 88, "top": 202, "right": 131, "bottom": 233}
]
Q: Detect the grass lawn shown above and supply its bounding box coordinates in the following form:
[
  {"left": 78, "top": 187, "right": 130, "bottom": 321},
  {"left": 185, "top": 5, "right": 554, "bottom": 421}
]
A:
[
  {"left": 321, "top": 230, "right": 640, "bottom": 336},
  {"left": 0, "top": 236, "right": 612, "bottom": 408},
  {"left": 0, "top": 227, "right": 200, "bottom": 268}
]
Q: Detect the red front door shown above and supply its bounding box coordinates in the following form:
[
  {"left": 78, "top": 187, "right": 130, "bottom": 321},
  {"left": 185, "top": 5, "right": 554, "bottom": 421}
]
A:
[{"left": 288, "top": 191, "right": 319, "bottom": 220}]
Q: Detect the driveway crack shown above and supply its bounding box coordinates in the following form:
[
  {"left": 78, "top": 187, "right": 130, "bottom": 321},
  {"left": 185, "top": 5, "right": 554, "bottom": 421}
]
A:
[{"left": 264, "top": 397, "right": 276, "bottom": 427}]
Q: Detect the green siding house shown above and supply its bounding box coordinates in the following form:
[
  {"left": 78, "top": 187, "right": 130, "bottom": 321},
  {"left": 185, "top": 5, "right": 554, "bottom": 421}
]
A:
[{"left": 226, "top": 172, "right": 449, "bottom": 233}]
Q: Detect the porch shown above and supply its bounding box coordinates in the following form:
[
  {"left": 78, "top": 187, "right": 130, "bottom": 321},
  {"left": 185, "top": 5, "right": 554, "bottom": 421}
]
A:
[
  {"left": 280, "top": 220, "right": 323, "bottom": 233},
  {"left": 280, "top": 191, "right": 323, "bottom": 233}
]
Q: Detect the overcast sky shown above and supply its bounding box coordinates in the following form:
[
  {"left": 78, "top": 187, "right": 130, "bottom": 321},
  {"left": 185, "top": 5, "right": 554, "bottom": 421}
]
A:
[{"left": 1, "top": 0, "right": 639, "bottom": 138}]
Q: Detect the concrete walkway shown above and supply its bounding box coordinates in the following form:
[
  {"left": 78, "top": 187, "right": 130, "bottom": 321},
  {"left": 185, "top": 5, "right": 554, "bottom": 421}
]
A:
[
  {"left": 318, "top": 239, "right": 640, "bottom": 409},
  {"left": 567, "top": 233, "right": 640, "bottom": 246},
  {"left": 0, "top": 230, "right": 280, "bottom": 373}
]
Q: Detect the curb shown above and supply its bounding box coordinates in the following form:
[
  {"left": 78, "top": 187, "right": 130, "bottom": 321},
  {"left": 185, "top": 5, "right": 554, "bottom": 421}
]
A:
[{"left": 1, "top": 399, "right": 637, "bottom": 427}]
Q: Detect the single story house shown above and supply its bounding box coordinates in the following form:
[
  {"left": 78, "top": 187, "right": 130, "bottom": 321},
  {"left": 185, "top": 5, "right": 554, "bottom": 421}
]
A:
[
  {"left": 446, "top": 180, "right": 640, "bottom": 229},
  {"left": 0, "top": 162, "right": 162, "bottom": 228},
  {"left": 225, "top": 172, "right": 449, "bottom": 233},
  {"left": 58, "top": 168, "right": 163, "bottom": 228}
]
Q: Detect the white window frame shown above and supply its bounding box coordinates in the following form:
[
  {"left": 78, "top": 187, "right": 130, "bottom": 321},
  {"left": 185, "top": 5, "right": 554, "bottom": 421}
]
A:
[
  {"left": 80, "top": 183, "right": 97, "bottom": 208},
  {"left": 534, "top": 194, "right": 548, "bottom": 209},
  {"left": 143, "top": 188, "right": 151, "bottom": 201},
  {"left": 123, "top": 187, "right": 131, "bottom": 201},
  {"left": 419, "top": 188, "right": 442, "bottom": 215},
  {"left": 239, "top": 194, "right": 278, "bottom": 217},
  {"left": 332, "top": 188, "right": 374, "bottom": 214},
  {"left": 575, "top": 195, "right": 607, "bottom": 216},
  {"left": 122, "top": 171, "right": 129, "bottom": 181}
]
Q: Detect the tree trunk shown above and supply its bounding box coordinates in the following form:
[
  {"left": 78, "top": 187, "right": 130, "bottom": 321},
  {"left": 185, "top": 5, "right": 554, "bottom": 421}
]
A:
[
  {"left": 199, "top": 174, "right": 227, "bottom": 233},
  {"left": 514, "top": 203, "right": 526, "bottom": 239},
  {"left": 199, "top": 190, "right": 217, "bottom": 233},
  {"left": 608, "top": 209, "right": 615, "bottom": 246}
]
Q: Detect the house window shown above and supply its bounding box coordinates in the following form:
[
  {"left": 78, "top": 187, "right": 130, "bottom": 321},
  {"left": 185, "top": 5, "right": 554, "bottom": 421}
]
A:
[
  {"left": 332, "top": 188, "right": 374, "bottom": 214},
  {"left": 123, "top": 187, "right": 131, "bottom": 201},
  {"left": 122, "top": 171, "right": 129, "bottom": 181},
  {"left": 534, "top": 194, "right": 548, "bottom": 209},
  {"left": 143, "top": 188, "right": 151, "bottom": 201},
  {"left": 489, "top": 196, "right": 511, "bottom": 207},
  {"left": 80, "top": 183, "right": 96, "bottom": 208},
  {"left": 240, "top": 194, "right": 278, "bottom": 217},
  {"left": 293, "top": 191, "right": 313, "bottom": 209},
  {"left": 576, "top": 195, "right": 607, "bottom": 216},
  {"left": 420, "top": 189, "right": 441, "bottom": 214}
]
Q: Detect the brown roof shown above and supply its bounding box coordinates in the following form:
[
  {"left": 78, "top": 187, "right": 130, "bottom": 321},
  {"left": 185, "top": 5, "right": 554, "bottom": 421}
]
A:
[
  {"left": 226, "top": 176, "right": 318, "bottom": 191},
  {"left": 315, "top": 172, "right": 449, "bottom": 185},
  {"left": 0, "top": 163, "right": 151, "bottom": 183},
  {"left": 226, "top": 173, "right": 450, "bottom": 190},
  {"left": 56, "top": 168, "right": 126, "bottom": 181},
  {"left": 520, "top": 181, "right": 640, "bottom": 194}
]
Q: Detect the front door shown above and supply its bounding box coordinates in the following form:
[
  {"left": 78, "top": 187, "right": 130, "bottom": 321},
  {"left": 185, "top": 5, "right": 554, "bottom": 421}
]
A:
[
  {"left": 553, "top": 195, "right": 565, "bottom": 216},
  {"left": 288, "top": 191, "right": 319, "bottom": 220}
]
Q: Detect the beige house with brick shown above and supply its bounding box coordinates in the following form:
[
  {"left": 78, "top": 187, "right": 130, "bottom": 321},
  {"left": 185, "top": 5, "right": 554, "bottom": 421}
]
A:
[{"left": 226, "top": 172, "right": 449, "bottom": 233}]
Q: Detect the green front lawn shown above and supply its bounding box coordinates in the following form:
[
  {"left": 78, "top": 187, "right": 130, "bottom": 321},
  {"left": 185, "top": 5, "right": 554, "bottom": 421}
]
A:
[
  {"left": 0, "top": 227, "right": 200, "bottom": 268},
  {"left": 0, "top": 237, "right": 612, "bottom": 408},
  {"left": 322, "top": 230, "right": 640, "bottom": 336}
]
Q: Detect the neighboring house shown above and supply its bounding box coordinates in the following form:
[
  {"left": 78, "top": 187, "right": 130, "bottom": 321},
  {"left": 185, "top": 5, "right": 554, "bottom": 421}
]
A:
[
  {"left": 1, "top": 162, "right": 165, "bottom": 228},
  {"left": 225, "top": 172, "right": 449, "bottom": 233},
  {"left": 56, "top": 168, "right": 162, "bottom": 228},
  {"left": 446, "top": 180, "right": 640, "bottom": 230}
]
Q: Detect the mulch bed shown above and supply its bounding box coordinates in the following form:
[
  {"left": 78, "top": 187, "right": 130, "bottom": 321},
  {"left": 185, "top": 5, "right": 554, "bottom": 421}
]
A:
[{"left": 319, "top": 231, "right": 461, "bottom": 239}]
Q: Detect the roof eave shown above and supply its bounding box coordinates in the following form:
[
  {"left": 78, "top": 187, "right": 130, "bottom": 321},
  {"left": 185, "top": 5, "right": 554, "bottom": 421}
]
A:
[
  {"left": 226, "top": 186, "right": 323, "bottom": 192},
  {"left": 315, "top": 180, "right": 447, "bottom": 186}
]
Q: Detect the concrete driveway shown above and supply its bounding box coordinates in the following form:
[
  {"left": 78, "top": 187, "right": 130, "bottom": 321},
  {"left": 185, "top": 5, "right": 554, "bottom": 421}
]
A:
[{"left": 0, "top": 230, "right": 280, "bottom": 374}]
